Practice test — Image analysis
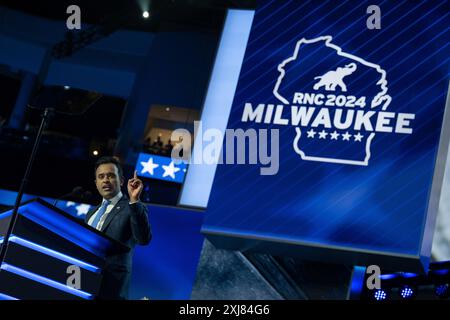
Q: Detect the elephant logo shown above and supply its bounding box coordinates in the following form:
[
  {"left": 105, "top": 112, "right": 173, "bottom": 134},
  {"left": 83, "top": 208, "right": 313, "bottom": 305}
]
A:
[
  {"left": 313, "top": 63, "right": 357, "bottom": 92},
  {"left": 272, "top": 35, "right": 395, "bottom": 167}
]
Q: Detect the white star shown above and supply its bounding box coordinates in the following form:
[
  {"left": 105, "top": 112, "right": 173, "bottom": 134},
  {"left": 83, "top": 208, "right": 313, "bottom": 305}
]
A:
[
  {"left": 141, "top": 157, "right": 159, "bottom": 175},
  {"left": 342, "top": 132, "right": 352, "bottom": 141},
  {"left": 306, "top": 129, "right": 316, "bottom": 138},
  {"left": 330, "top": 131, "right": 340, "bottom": 140},
  {"left": 66, "top": 201, "right": 75, "bottom": 207},
  {"left": 162, "top": 161, "right": 181, "bottom": 179},
  {"left": 318, "top": 130, "right": 328, "bottom": 139},
  {"left": 354, "top": 132, "right": 364, "bottom": 142},
  {"left": 75, "top": 204, "right": 91, "bottom": 217}
]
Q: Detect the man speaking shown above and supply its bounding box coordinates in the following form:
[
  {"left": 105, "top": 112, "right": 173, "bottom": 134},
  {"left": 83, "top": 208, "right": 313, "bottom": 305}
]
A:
[{"left": 85, "top": 156, "right": 151, "bottom": 300}]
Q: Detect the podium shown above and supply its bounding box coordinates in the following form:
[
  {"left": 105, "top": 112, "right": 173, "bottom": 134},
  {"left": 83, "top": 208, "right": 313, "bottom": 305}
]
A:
[{"left": 0, "top": 198, "right": 129, "bottom": 300}]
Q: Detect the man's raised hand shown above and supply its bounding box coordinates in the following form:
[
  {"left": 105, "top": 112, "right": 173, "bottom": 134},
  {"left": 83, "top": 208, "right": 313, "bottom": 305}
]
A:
[{"left": 128, "top": 170, "right": 143, "bottom": 203}]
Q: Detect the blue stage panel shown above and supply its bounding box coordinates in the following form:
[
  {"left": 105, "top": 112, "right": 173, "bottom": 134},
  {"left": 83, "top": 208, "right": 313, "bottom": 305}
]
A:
[
  {"left": 130, "top": 205, "right": 204, "bottom": 300},
  {"left": 202, "top": 1, "right": 450, "bottom": 271}
]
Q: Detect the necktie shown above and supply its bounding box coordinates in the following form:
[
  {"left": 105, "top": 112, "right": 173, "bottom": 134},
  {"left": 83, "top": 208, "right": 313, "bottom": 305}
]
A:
[{"left": 91, "top": 200, "right": 110, "bottom": 229}]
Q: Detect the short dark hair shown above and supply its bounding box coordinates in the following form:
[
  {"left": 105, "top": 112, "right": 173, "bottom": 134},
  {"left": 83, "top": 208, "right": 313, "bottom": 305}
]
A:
[{"left": 94, "top": 156, "right": 123, "bottom": 178}]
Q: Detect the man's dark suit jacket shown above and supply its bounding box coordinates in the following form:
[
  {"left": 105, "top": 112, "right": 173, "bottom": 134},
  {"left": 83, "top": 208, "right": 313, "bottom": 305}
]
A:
[{"left": 85, "top": 195, "right": 151, "bottom": 300}]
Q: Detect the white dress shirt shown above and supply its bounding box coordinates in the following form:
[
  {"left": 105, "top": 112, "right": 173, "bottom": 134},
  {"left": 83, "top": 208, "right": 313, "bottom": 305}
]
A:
[{"left": 88, "top": 191, "right": 123, "bottom": 230}]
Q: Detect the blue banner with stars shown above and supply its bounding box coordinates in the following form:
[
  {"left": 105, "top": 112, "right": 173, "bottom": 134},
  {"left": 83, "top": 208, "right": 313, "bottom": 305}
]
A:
[
  {"left": 0, "top": 189, "right": 92, "bottom": 219},
  {"left": 136, "top": 153, "right": 187, "bottom": 184}
]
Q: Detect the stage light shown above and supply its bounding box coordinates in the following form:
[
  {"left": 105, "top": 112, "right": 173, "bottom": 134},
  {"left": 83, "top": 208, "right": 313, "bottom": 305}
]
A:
[
  {"left": 0, "top": 292, "right": 18, "bottom": 300},
  {"left": 142, "top": 11, "right": 150, "bottom": 18},
  {"left": 401, "top": 272, "right": 417, "bottom": 279},
  {"left": 433, "top": 269, "right": 449, "bottom": 276},
  {"left": 373, "top": 289, "right": 389, "bottom": 301},
  {"left": 9, "top": 235, "right": 100, "bottom": 273},
  {"left": 1, "top": 263, "right": 93, "bottom": 299},
  {"left": 435, "top": 284, "right": 449, "bottom": 299},
  {"left": 92, "top": 150, "right": 99, "bottom": 156},
  {"left": 380, "top": 274, "right": 396, "bottom": 280},
  {"left": 399, "top": 286, "right": 416, "bottom": 300}
]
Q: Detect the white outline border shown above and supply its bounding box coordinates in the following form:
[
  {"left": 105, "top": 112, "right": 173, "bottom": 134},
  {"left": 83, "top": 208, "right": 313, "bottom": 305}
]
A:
[{"left": 273, "top": 35, "right": 392, "bottom": 166}]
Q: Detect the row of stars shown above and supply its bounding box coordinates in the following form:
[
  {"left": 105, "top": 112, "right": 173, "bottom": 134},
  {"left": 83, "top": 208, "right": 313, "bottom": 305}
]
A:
[
  {"left": 140, "top": 158, "right": 186, "bottom": 179},
  {"left": 306, "top": 129, "right": 364, "bottom": 142},
  {"left": 66, "top": 202, "right": 91, "bottom": 216}
]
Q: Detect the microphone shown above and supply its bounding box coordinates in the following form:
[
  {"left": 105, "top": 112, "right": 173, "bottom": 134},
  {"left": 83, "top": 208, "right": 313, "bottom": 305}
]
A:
[
  {"left": 53, "top": 186, "right": 84, "bottom": 206},
  {"left": 81, "top": 190, "right": 93, "bottom": 202}
]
